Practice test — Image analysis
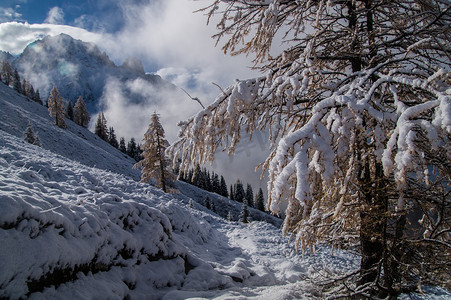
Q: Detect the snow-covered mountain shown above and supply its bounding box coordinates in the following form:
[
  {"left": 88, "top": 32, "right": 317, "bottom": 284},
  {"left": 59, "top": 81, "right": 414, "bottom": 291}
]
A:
[
  {"left": 10, "top": 33, "right": 173, "bottom": 112},
  {"left": 1, "top": 83, "right": 448, "bottom": 299}
]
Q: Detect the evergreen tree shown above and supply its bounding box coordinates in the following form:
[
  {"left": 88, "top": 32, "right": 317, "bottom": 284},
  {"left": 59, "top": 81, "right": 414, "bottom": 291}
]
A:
[
  {"left": 245, "top": 184, "right": 254, "bottom": 208},
  {"left": 239, "top": 200, "right": 249, "bottom": 223},
  {"left": 219, "top": 176, "right": 228, "bottom": 197},
  {"left": 212, "top": 173, "right": 220, "bottom": 194},
  {"left": 1, "top": 60, "right": 12, "bottom": 86},
  {"left": 211, "top": 201, "right": 216, "bottom": 213},
  {"left": 227, "top": 210, "right": 233, "bottom": 222},
  {"left": 229, "top": 184, "right": 234, "bottom": 201},
  {"left": 234, "top": 180, "right": 245, "bottom": 203},
  {"left": 191, "top": 164, "right": 202, "bottom": 187},
  {"left": 205, "top": 197, "right": 211, "bottom": 210},
  {"left": 13, "top": 69, "right": 21, "bottom": 93},
  {"left": 94, "top": 112, "right": 108, "bottom": 141},
  {"left": 73, "top": 96, "right": 90, "bottom": 127},
  {"left": 23, "top": 121, "right": 36, "bottom": 145},
  {"left": 65, "top": 101, "right": 74, "bottom": 121},
  {"left": 33, "top": 89, "right": 43, "bottom": 105},
  {"left": 33, "top": 133, "right": 41, "bottom": 147},
  {"left": 189, "top": 199, "right": 194, "bottom": 209},
  {"left": 254, "top": 188, "right": 265, "bottom": 212},
  {"left": 108, "top": 127, "right": 119, "bottom": 148},
  {"left": 47, "top": 86, "right": 66, "bottom": 129},
  {"left": 21, "top": 79, "right": 29, "bottom": 97},
  {"left": 133, "top": 112, "right": 175, "bottom": 192},
  {"left": 127, "top": 137, "right": 137, "bottom": 159},
  {"left": 119, "top": 137, "right": 127, "bottom": 153}
]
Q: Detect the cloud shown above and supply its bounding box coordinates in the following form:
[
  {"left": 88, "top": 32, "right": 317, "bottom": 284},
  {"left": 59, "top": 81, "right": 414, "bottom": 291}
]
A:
[
  {"left": 0, "top": 22, "right": 107, "bottom": 55},
  {"left": 96, "top": 77, "right": 200, "bottom": 144},
  {"left": 0, "top": 6, "right": 22, "bottom": 23},
  {"left": 44, "top": 7, "right": 65, "bottom": 25}
]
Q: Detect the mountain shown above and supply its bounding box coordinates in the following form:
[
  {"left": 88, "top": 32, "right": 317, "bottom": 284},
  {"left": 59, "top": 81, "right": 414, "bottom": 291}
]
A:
[
  {"left": 1, "top": 60, "right": 448, "bottom": 299},
  {"left": 10, "top": 33, "right": 173, "bottom": 112}
]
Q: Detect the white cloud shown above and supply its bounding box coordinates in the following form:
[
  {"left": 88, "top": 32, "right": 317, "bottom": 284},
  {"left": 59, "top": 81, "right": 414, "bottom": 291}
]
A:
[
  {"left": 0, "top": 22, "right": 107, "bottom": 55},
  {"left": 0, "top": 7, "right": 22, "bottom": 22},
  {"left": 44, "top": 7, "right": 65, "bottom": 25}
]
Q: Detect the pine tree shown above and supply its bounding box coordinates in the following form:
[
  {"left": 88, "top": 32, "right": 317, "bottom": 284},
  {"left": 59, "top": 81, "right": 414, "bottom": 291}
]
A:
[
  {"left": 65, "top": 101, "right": 74, "bottom": 121},
  {"left": 229, "top": 184, "right": 234, "bottom": 201},
  {"left": 127, "top": 137, "right": 137, "bottom": 159},
  {"left": 73, "top": 96, "right": 90, "bottom": 127},
  {"left": 119, "top": 137, "right": 127, "bottom": 153},
  {"left": 1, "top": 60, "right": 12, "bottom": 86},
  {"left": 94, "top": 112, "right": 108, "bottom": 141},
  {"left": 189, "top": 199, "right": 194, "bottom": 209},
  {"left": 211, "top": 200, "right": 216, "bottom": 213},
  {"left": 220, "top": 176, "right": 228, "bottom": 197},
  {"left": 13, "top": 69, "right": 21, "bottom": 93},
  {"left": 23, "top": 121, "right": 36, "bottom": 145},
  {"left": 254, "top": 188, "right": 265, "bottom": 212},
  {"left": 239, "top": 200, "right": 249, "bottom": 223},
  {"left": 234, "top": 180, "right": 245, "bottom": 203},
  {"left": 133, "top": 112, "right": 175, "bottom": 192},
  {"left": 227, "top": 210, "right": 233, "bottom": 222},
  {"left": 205, "top": 197, "right": 211, "bottom": 209},
  {"left": 108, "top": 127, "right": 119, "bottom": 148},
  {"left": 212, "top": 173, "right": 220, "bottom": 194},
  {"left": 33, "top": 89, "right": 43, "bottom": 105},
  {"left": 245, "top": 184, "right": 254, "bottom": 208},
  {"left": 47, "top": 86, "right": 66, "bottom": 129}
]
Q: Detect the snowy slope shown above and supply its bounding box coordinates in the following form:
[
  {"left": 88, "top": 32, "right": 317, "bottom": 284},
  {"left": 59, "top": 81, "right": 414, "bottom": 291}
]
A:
[{"left": 1, "top": 83, "right": 449, "bottom": 299}]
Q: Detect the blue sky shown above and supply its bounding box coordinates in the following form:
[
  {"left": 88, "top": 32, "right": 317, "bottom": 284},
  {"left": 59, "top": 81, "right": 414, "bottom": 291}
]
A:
[{"left": 0, "top": 0, "right": 149, "bottom": 32}]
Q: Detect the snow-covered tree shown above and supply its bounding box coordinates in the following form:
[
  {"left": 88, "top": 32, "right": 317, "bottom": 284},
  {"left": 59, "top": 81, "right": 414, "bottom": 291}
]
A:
[
  {"left": 73, "top": 96, "right": 90, "bottom": 127},
  {"left": 127, "top": 137, "right": 138, "bottom": 159},
  {"left": 169, "top": 1, "right": 451, "bottom": 296},
  {"left": 227, "top": 210, "right": 234, "bottom": 222},
  {"left": 95, "top": 112, "right": 108, "bottom": 141},
  {"left": 134, "top": 112, "right": 175, "bottom": 192},
  {"left": 47, "top": 86, "right": 66, "bottom": 129},
  {"left": 23, "top": 121, "right": 39, "bottom": 146},
  {"left": 189, "top": 199, "right": 194, "bottom": 209}
]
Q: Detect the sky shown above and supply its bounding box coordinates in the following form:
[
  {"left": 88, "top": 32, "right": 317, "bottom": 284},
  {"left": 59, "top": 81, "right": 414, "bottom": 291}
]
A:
[{"left": 0, "top": 0, "right": 268, "bottom": 191}]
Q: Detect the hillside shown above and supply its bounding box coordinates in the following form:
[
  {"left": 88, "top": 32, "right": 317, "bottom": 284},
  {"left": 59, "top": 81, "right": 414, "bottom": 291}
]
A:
[{"left": 0, "top": 82, "right": 448, "bottom": 299}]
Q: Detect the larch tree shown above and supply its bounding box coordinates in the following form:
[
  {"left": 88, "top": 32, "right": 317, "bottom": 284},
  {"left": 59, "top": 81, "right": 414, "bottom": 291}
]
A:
[
  {"left": 47, "top": 86, "right": 66, "bottom": 129},
  {"left": 168, "top": 0, "right": 450, "bottom": 296},
  {"left": 134, "top": 112, "right": 175, "bottom": 192},
  {"left": 73, "top": 96, "right": 90, "bottom": 127}
]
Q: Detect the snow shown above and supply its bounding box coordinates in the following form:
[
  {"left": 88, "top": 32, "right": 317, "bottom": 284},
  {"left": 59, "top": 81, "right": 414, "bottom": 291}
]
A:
[{"left": 1, "top": 83, "right": 449, "bottom": 299}]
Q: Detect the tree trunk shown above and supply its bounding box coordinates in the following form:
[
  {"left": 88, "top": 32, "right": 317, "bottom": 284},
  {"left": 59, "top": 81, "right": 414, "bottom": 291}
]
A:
[{"left": 156, "top": 134, "right": 167, "bottom": 193}]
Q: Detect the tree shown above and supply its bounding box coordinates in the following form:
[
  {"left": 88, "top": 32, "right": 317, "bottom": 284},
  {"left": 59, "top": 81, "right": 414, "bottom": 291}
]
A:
[
  {"left": 169, "top": 1, "right": 450, "bottom": 296},
  {"left": 119, "top": 137, "right": 127, "bottom": 153},
  {"left": 133, "top": 112, "right": 175, "bottom": 192},
  {"left": 47, "top": 86, "right": 66, "bottom": 129},
  {"left": 108, "top": 127, "right": 119, "bottom": 148},
  {"left": 127, "top": 137, "right": 138, "bottom": 159},
  {"left": 205, "top": 197, "right": 211, "bottom": 210},
  {"left": 212, "top": 173, "right": 220, "bottom": 194},
  {"left": 254, "top": 188, "right": 265, "bottom": 212},
  {"left": 245, "top": 184, "right": 254, "bottom": 208},
  {"left": 13, "top": 69, "right": 21, "bottom": 93},
  {"left": 227, "top": 210, "right": 233, "bottom": 222},
  {"left": 33, "top": 89, "right": 43, "bottom": 105},
  {"left": 234, "top": 180, "right": 245, "bottom": 203},
  {"left": 95, "top": 112, "right": 108, "bottom": 141},
  {"left": 1, "top": 60, "right": 12, "bottom": 86},
  {"left": 23, "top": 121, "right": 40, "bottom": 146},
  {"left": 239, "top": 200, "right": 249, "bottom": 223},
  {"left": 219, "top": 176, "right": 228, "bottom": 197},
  {"left": 65, "top": 101, "right": 74, "bottom": 121},
  {"left": 73, "top": 96, "right": 90, "bottom": 127},
  {"left": 229, "top": 184, "right": 234, "bottom": 201}
]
